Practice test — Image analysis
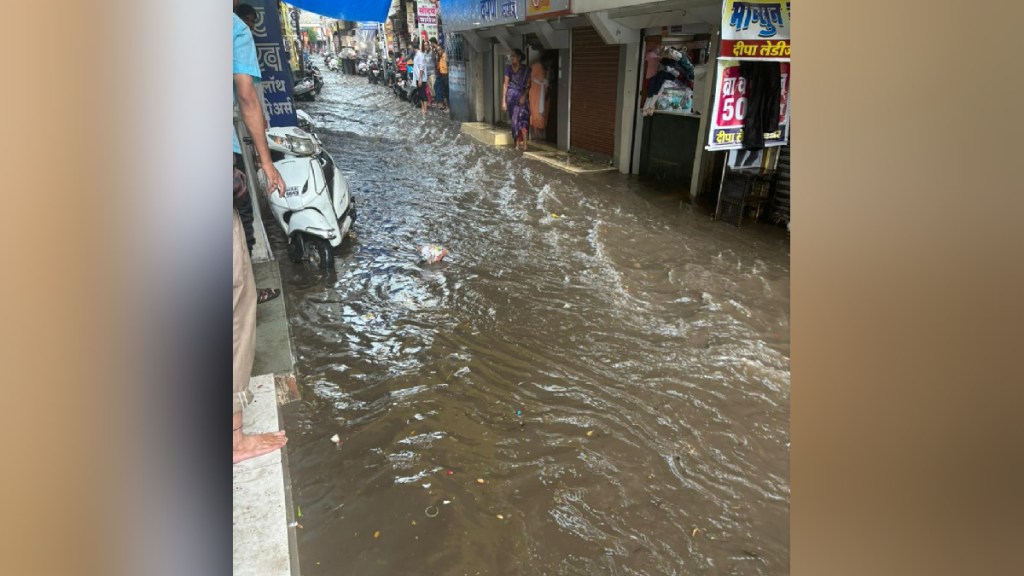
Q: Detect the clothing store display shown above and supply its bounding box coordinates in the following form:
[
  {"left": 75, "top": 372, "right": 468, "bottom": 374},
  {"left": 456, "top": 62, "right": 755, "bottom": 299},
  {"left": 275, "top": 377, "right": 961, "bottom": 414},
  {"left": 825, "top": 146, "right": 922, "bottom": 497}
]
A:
[{"left": 739, "top": 61, "right": 781, "bottom": 150}]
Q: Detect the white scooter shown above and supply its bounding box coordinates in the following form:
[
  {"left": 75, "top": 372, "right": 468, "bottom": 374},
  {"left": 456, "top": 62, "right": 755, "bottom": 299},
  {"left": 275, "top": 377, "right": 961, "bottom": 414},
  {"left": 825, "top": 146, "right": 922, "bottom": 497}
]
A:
[{"left": 265, "top": 126, "right": 356, "bottom": 270}]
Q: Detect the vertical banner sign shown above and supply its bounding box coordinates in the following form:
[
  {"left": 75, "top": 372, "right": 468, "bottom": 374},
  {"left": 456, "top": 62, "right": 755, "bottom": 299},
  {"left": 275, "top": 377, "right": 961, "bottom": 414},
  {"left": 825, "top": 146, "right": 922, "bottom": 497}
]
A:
[
  {"left": 526, "top": 0, "right": 571, "bottom": 20},
  {"left": 721, "top": 0, "right": 790, "bottom": 59},
  {"left": 706, "top": 60, "right": 789, "bottom": 150},
  {"left": 418, "top": 0, "right": 439, "bottom": 43},
  {"left": 252, "top": 0, "right": 297, "bottom": 127},
  {"left": 448, "top": 61, "right": 469, "bottom": 121}
]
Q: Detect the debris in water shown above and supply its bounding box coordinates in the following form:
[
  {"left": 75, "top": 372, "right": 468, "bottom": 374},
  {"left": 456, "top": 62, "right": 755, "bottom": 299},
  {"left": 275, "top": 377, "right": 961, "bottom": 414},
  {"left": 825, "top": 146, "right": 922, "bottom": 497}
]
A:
[
  {"left": 692, "top": 528, "right": 700, "bottom": 537},
  {"left": 476, "top": 478, "right": 486, "bottom": 484},
  {"left": 425, "top": 506, "right": 439, "bottom": 517},
  {"left": 422, "top": 483, "right": 432, "bottom": 489},
  {"left": 515, "top": 409, "right": 523, "bottom": 416},
  {"left": 496, "top": 514, "right": 505, "bottom": 520},
  {"left": 443, "top": 500, "right": 452, "bottom": 505},
  {"left": 411, "top": 520, "right": 417, "bottom": 526},
  {"left": 374, "top": 530, "right": 381, "bottom": 539},
  {"left": 330, "top": 433, "right": 341, "bottom": 444},
  {"left": 586, "top": 430, "right": 595, "bottom": 437},
  {"left": 297, "top": 506, "right": 302, "bottom": 519},
  {"left": 550, "top": 213, "right": 561, "bottom": 219},
  {"left": 418, "top": 244, "right": 449, "bottom": 264},
  {"left": 447, "top": 469, "right": 455, "bottom": 476}
]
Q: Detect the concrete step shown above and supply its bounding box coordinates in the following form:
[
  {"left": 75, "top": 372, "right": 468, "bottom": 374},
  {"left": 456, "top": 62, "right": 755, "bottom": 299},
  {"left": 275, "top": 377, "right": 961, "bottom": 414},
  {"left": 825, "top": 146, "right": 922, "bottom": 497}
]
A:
[
  {"left": 233, "top": 373, "right": 299, "bottom": 576},
  {"left": 461, "top": 122, "right": 513, "bottom": 147},
  {"left": 522, "top": 142, "right": 617, "bottom": 175}
]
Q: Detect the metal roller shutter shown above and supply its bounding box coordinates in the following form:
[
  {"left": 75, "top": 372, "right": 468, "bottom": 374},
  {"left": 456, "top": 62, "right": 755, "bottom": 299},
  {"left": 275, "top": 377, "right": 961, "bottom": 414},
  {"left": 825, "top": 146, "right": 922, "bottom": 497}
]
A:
[
  {"left": 772, "top": 144, "right": 791, "bottom": 224},
  {"left": 570, "top": 27, "right": 619, "bottom": 158}
]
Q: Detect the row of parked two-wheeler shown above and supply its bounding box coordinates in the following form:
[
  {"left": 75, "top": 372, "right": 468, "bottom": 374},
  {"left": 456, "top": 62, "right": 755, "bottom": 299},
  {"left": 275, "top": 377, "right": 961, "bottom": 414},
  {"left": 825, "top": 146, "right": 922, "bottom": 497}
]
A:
[{"left": 293, "top": 64, "right": 324, "bottom": 102}]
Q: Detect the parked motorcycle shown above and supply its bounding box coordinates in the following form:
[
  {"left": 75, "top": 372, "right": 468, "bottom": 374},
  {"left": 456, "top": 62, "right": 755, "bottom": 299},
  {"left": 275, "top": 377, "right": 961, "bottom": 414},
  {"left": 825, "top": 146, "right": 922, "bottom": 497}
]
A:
[
  {"left": 307, "top": 65, "right": 324, "bottom": 95},
  {"left": 293, "top": 76, "right": 316, "bottom": 101},
  {"left": 295, "top": 109, "right": 315, "bottom": 134},
  {"left": 356, "top": 59, "right": 368, "bottom": 76},
  {"left": 265, "top": 127, "right": 356, "bottom": 270},
  {"left": 393, "top": 73, "right": 408, "bottom": 100},
  {"left": 368, "top": 60, "right": 382, "bottom": 85}
]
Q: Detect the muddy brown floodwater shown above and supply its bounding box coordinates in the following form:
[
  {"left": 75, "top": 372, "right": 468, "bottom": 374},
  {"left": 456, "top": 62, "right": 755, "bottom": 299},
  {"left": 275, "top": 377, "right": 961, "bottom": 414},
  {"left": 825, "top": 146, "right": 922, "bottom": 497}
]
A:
[{"left": 270, "top": 74, "right": 790, "bottom": 575}]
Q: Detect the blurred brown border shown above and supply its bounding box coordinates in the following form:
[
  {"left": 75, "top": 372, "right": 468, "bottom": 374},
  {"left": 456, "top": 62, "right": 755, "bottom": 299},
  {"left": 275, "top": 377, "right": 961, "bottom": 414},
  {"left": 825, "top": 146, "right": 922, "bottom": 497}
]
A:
[
  {"left": 3, "top": 1, "right": 1022, "bottom": 576},
  {"left": 796, "top": 2, "right": 1023, "bottom": 576}
]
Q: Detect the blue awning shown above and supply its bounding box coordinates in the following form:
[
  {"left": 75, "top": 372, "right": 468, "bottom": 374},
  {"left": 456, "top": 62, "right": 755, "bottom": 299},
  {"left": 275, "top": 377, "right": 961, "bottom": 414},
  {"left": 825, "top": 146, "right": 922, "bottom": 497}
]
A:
[{"left": 283, "top": 0, "right": 393, "bottom": 23}]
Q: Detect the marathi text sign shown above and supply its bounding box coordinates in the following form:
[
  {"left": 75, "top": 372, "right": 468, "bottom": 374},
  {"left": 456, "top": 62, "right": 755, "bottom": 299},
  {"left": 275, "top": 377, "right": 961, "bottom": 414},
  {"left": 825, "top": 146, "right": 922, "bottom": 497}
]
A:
[
  {"left": 721, "top": 0, "right": 791, "bottom": 60},
  {"left": 252, "top": 0, "right": 297, "bottom": 127},
  {"left": 526, "top": 0, "right": 571, "bottom": 20},
  {"left": 706, "top": 59, "right": 790, "bottom": 151},
  {"left": 418, "top": 1, "right": 439, "bottom": 42}
]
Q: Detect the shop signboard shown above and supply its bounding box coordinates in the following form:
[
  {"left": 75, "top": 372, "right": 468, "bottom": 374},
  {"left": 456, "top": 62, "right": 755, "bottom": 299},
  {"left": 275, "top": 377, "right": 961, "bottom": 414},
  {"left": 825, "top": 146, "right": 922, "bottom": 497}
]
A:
[
  {"left": 526, "top": 0, "right": 571, "bottom": 20},
  {"left": 417, "top": 0, "right": 439, "bottom": 43},
  {"left": 706, "top": 59, "right": 790, "bottom": 151},
  {"left": 250, "top": 0, "right": 297, "bottom": 127},
  {"left": 442, "top": 0, "right": 525, "bottom": 31},
  {"left": 720, "top": 0, "right": 791, "bottom": 60}
]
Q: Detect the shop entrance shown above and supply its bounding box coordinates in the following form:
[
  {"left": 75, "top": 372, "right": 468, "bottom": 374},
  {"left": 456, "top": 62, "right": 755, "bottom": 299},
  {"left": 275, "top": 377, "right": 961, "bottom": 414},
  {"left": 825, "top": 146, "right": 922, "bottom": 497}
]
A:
[{"left": 524, "top": 41, "right": 559, "bottom": 146}]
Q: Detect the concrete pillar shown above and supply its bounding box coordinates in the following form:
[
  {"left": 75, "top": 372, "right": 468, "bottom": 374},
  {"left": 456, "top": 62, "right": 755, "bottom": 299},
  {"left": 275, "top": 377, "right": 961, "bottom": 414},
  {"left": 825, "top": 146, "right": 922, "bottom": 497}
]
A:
[
  {"left": 557, "top": 46, "right": 570, "bottom": 151},
  {"left": 616, "top": 41, "right": 641, "bottom": 174},
  {"left": 690, "top": 27, "right": 720, "bottom": 200},
  {"left": 483, "top": 45, "right": 495, "bottom": 125}
]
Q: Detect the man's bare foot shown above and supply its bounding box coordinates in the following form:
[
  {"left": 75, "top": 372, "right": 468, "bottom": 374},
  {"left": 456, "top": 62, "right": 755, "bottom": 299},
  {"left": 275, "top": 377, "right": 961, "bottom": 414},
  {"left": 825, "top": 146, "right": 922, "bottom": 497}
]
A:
[{"left": 233, "top": 430, "right": 288, "bottom": 464}]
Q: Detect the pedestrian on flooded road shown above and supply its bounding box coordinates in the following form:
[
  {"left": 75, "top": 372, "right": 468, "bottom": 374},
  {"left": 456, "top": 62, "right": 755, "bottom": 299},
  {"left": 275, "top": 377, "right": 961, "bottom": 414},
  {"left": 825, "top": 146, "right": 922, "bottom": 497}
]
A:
[
  {"left": 414, "top": 41, "right": 428, "bottom": 116},
  {"left": 502, "top": 48, "right": 531, "bottom": 151},
  {"left": 232, "top": 1, "right": 287, "bottom": 463},
  {"left": 423, "top": 39, "right": 437, "bottom": 109},
  {"left": 431, "top": 37, "right": 448, "bottom": 112}
]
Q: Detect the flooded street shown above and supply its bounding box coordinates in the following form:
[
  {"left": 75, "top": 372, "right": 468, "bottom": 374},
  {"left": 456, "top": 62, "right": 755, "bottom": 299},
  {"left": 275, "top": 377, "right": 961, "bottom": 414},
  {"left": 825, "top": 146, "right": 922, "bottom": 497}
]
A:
[{"left": 273, "top": 74, "right": 790, "bottom": 575}]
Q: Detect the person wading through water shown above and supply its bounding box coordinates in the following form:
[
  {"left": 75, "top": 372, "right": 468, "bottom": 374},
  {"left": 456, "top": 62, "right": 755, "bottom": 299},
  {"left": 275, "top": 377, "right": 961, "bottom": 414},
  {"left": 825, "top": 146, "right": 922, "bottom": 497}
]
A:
[{"left": 502, "top": 49, "right": 531, "bottom": 151}]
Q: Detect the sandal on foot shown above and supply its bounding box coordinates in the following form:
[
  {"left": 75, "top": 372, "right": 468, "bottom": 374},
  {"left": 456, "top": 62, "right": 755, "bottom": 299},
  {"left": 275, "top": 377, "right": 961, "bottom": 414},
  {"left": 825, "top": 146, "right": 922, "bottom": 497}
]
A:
[{"left": 257, "top": 287, "right": 281, "bottom": 304}]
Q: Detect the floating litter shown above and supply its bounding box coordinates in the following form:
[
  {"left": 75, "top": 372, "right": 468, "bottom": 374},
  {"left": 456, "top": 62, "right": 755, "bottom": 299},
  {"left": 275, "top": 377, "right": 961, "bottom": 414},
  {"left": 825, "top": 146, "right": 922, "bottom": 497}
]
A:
[
  {"left": 476, "top": 478, "right": 486, "bottom": 484},
  {"left": 425, "top": 506, "right": 439, "bottom": 517},
  {"left": 443, "top": 500, "right": 451, "bottom": 505},
  {"left": 418, "top": 244, "right": 449, "bottom": 264},
  {"left": 586, "top": 430, "right": 595, "bottom": 437},
  {"left": 515, "top": 409, "right": 523, "bottom": 416},
  {"left": 422, "top": 483, "right": 432, "bottom": 489},
  {"left": 374, "top": 530, "right": 381, "bottom": 539},
  {"left": 330, "top": 434, "right": 341, "bottom": 443},
  {"left": 496, "top": 514, "right": 504, "bottom": 520},
  {"left": 447, "top": 469, "right": 454, "bottom": 476}
]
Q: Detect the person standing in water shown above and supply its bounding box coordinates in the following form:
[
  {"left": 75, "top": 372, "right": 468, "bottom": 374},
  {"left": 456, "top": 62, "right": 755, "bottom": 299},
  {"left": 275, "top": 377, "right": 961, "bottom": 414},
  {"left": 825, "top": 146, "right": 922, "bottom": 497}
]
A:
[{"left": 502, "top": 49, "right": 531, "bottom": 151}]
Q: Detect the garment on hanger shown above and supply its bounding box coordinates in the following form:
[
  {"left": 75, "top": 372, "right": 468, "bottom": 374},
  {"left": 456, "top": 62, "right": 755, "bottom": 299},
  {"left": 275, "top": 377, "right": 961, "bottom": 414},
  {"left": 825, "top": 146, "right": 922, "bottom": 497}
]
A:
[{"left": 739, "top": 61, "right": 781, "bottom": 150}]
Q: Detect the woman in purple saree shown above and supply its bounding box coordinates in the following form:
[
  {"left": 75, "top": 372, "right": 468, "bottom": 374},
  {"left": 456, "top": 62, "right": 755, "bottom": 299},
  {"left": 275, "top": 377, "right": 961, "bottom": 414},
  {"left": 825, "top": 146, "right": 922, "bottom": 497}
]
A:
[{"left": 502, "top": 49, "right": 531, "bottom": 151}]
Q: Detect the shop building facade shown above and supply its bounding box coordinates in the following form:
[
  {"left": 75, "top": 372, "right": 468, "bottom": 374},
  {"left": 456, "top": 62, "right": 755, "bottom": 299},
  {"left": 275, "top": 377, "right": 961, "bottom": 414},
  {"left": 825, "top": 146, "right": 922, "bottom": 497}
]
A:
[{"left": 441, "top": 0, "right": 722, "bottom": 198}]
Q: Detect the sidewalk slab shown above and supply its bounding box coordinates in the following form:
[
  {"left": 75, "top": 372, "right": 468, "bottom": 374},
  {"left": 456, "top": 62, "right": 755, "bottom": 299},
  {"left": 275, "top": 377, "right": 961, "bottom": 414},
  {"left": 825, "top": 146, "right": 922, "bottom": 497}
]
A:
[
  {"left": 522, "top": 142, "right": 617, "bottom": 174},
  {"left": 233, "top": 373, "right": 299, "bottom": 576},
  {"left": 461, "top": 122, "right": 513, "bottom": 147},
  {"left": 252, "top": 261, "right": 294, "bottom": 376}
]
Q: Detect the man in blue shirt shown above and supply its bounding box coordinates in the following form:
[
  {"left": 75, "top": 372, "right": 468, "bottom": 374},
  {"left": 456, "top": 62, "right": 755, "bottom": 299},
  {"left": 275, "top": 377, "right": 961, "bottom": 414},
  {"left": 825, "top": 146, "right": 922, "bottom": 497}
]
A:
[{"left": 233, "top": 4, "right": 287, "bottom": 464}]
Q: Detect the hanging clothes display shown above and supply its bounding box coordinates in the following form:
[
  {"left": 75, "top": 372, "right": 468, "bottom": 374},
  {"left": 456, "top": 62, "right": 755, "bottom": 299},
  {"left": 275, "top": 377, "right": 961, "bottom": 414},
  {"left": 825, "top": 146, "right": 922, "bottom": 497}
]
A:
[{"left": 739, "top": 61, "right": 781, "bottom": 150}]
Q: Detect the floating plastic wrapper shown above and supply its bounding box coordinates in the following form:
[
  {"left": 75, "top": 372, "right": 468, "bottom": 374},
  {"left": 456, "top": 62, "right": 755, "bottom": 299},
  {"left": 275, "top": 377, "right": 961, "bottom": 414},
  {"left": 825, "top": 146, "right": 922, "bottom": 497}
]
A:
[{"left": 418, "top": 244, "right": 449, "bottom": 264}]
